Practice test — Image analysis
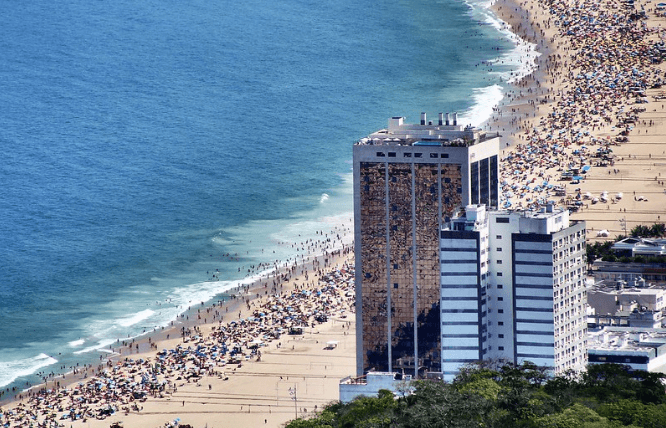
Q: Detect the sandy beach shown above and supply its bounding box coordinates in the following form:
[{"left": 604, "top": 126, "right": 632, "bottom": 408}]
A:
[
  {"left": 1, "top": 242, "right": 356, "bottom": 428},
  {"left": 4, "top": 0, "right": 666, "bottom": 426},
  {"left": 493, "top": 0, "right": 666, "bottom": 241}
]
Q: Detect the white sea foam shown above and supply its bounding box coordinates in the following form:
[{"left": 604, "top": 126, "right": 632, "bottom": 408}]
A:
[
  {"left": 64, "top": 174, "right": 354, "bottom": 373},
  {"left": 455, "top": 0, "right": 541, "bottom": 130},
  {"left": 474, "top": 0, "right": 541, "bottom": 84},
  {"left": 68, "top": 339, "right": 85, "bottom": 347},
  {"left": 458, "top": 84, "right": 505, "bottom": 127},
  {"left": 168, "top": 280, "right": 240, "bottom": 311},
  {"left": 0, "top": 353, "right": 58, "bottom": 388},
  {"left": 73, "top": 339, "right": 116, "bottom": 355},
  {"left": 116, "top": 309, "right": 155, "bottom": 327}
]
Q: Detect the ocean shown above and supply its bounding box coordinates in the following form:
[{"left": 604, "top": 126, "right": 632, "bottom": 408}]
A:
[{"left": 0, "top": 0, "right": 537, "bottom": 393}]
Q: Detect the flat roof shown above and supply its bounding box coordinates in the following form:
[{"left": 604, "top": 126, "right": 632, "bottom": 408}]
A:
[{"left": 588, "top": 328, "right": 666, "bottom": 353}]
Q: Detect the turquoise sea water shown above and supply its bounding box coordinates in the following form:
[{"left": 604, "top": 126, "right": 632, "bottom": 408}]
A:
[{"left": 0, "top": 0, "right": 535, "bottom": 392}]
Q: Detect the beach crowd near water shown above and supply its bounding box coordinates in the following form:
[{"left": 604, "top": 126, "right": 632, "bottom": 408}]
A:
[
  {"left": 5, "top": 0, "right": 666, "bottom": 424},
  {"left": 1, "top": 226, "right": 355, "bottom": 427},
  {"left": 492, "top": 0, "right": 666, "bottom": 233}
]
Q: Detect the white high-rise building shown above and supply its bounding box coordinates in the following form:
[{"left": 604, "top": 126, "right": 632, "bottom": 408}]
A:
[{"left": 440, "top": 204, "right": 587, "bottom": 380}]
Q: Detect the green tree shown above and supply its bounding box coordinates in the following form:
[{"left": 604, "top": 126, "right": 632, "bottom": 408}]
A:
[
  {"left": 650, "top": 223, "right": 666, "bottom": 237},
  {"left": 532, "top": 403, "right": 620, "bottom": 428},
  {"left": 458, "top": 376, "right": 503, "bottom": 401},
  {"left": 337, "top": 390, "right": 397, "bottom": 428},
  {"left": 631, "top": 225, "right": 651, "bottom": 237}
]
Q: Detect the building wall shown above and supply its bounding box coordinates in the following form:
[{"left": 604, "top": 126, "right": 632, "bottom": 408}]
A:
[
  {"left": 353, "top": 140, "right": 499, "bottom": 376},
  {"left": 436, "top": 207, "right": 587, "bottom": 379},
  {"left": 512, "top": 235, "right": 556, "bottom": 369},
  {"left": 339, "top": 372, "right": 412, "bottom": 403},
  {"left": 487, "top": 213, "right": 519, "bottom": 361},
  {"left": 440, "top": 230, "right": 487, "bottom": 381},
  {"left": 551, "top": 223, "right": 588, "bottom": 373}
]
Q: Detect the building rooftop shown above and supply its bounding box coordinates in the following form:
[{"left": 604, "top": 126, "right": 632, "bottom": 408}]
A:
[
  {"left": 355, "top": 114, "right": 499, "bottom": 147},
  {"left": 444, "top": 204, "right": 573, "bottom": 234},
  {"left": 588, "top": 327, "right": 666, "bottom": 354},
  {"left": 613, "top": 237, "right": 666, "bottom": 256},
  {"left": 590, "top": 281, "right": 664, "bottom": 294}
]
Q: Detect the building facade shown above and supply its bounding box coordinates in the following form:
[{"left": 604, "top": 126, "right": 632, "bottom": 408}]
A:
[
  {"left": 588, "top": 328, "right": 666, "bottom": 372},
  {"left": 439, "top": 205, "right": 588, "bottom": 380},
  {"left": 353, "top": 114, "right": 500, "bottom": 375},
  {"left": 439, "top": 205, "right": 489, "bottom": 377}
]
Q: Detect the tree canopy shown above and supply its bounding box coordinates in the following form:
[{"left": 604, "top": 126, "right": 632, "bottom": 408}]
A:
[{"left": 285, "top": 363, "right": 666, "bottom": 428}]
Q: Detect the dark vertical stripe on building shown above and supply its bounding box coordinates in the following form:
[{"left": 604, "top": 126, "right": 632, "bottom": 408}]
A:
[
  {"left": 411, "top": 162, "right": 418, "bottom": 376},
  {"left": 384, "top": 161, "right": 392, "bottom": 372}
]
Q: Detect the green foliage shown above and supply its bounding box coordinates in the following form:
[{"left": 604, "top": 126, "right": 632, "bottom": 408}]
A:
[
  {"left": 532, "top": 403, "right": 614, "bottom": 428},
  {"left": 457, "top": 376, "right": 502, "bottom": 401},
  {"left": 629, "top": 223, "right": 666, "bottom": 239},
  {"left": 587, "top": 223, "right": 666, "bottom": 264},
  {"left": 587, "top": 241, "right": 614, "bottom": 262},
  {"left": 597, "top": 399, "right": 666, "bottom": 428},
  {"left": 336, "top": 391, "right": 397, "bottom": 428},
  {"left": 286, "top": 363, "right": 666, "bottom": 428}
]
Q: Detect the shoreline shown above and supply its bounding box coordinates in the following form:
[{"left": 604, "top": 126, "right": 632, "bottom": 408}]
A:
[
  {"left": 1, "top": 245, "right": 356, "bottom": 427},
  {"left": 491, "top": 0, "right": 666, "bottom": 240},
  {"left": 3, "top": 0, "right": 666, "bottom": 425},
  {"left": 0, "top": 219, "right": 354, "bottom": 401},
  {"left": 0, "top": 227, "right": 353, "bottom": 400}
]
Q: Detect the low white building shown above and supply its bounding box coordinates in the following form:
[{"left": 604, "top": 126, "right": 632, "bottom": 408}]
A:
[
  {"left": 587, "top": 327, "right": 666, "bottom": 372},
  {"left": 612, "top": 237, "right": 666, "bottom": 257},
  {"left": 339, "top": 372, "right": 413, "bottom": 403}
]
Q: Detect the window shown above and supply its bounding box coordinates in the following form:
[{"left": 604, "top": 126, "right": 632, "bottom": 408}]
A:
[
  {"left": 499, "top": 334, "right": 504, "bottom": 338},
  {"left": 430, "top": 153, "right": 438, "bottom": 158},
  {"left": 496, "top": 235, "right": 502, "bottom": 239},
  {"left": 498, "top": 297, "right": 503, "bottom": 301},
  {"left": 376, "top": 152, "right": 386, "bottom": 157},
  {"left": 414, "top": 153, "right": 423, "bottom": 158},
  {"left": 498, "top": 322, "right": 504, "bottom": 326},
  {"left": 497, "top": 284, "right": 503, "bottom": 289},
  {"left": 440, "top": 153, "right": 449, "bottom": 158},
  {"left": 394, "top": 283, "right": 398, "bottom": 289},
  {"left": 497, "top": 247, "right": 502, "bottom": 252},
  {"left": 498, "top": 309, "right": 504, "bottom": 314},
  {"left": 496, "top": 217, "right": 510, "bottom": 224},
  {"left": 497, "top": 272, "right": 503, "bottom": 277},
  {"left": 388, "top": 152, "right": 396, "bottom": 157},
  {"left": 499, "top": 346, "right": 504, "bottom": 351},
  {"left": 497, "top": 260, "right": 502, "bottom": 265},
  {"left": 404, "top": 153, "right": 412, "bottom": 157},
  {"left": 393, "top": 264, "right": 398, "bottom": 270}
]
